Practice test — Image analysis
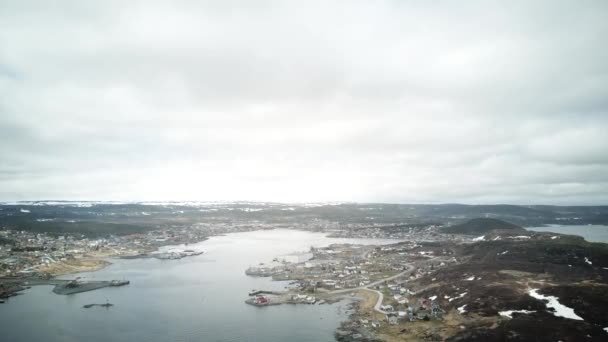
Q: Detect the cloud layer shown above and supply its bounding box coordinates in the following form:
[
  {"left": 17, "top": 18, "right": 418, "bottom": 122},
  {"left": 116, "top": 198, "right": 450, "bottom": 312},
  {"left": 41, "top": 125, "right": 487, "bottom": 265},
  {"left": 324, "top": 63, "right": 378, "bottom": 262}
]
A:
[{"left": 1, "top": 1, "right": 607, "bottom": 204}]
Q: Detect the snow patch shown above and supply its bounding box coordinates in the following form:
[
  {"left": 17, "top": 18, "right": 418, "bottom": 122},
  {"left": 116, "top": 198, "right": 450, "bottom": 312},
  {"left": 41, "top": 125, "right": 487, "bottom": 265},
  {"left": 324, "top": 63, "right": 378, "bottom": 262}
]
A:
[
  {"left": 472, "top": 235, "right": 485, "bottom": 242},
  {"left": 499, "top": 310, "right": 535, "bottom": 318},
  {"left": 20, "top": 208, "right": 30, "bottom": 213},
  {"left": 429, "top": 295, "right": 437, "bottom": 301},
  {"left": 528, "top": 289, "right": 583, "bottom": 320},
  {"left": 465, "top": 276, "right": 475, "bottom": 281},
  {"left": 457, "top": 305, "right": 467, "bottom": 314},
  {"left": 497, "top": 250, "right": 509, "bottom": 256},
  {"left": 551, "top": 236, "right": 559, "bottom": 240},
  {"left": 584, "top": 257, "right": 592, "bottom": 265},
  {"left": 449, "top": 292, "right": 467, "bottom": 302}
]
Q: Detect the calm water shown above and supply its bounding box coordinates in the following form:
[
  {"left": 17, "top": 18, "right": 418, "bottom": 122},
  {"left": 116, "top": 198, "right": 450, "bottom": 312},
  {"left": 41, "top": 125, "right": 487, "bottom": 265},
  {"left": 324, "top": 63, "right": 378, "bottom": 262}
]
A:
[
  {"left": 0, "top": 229, "right": 399, "bottom": 342},
  {"left": 526, "top": 224, "right": 608, "bottom": 243}
]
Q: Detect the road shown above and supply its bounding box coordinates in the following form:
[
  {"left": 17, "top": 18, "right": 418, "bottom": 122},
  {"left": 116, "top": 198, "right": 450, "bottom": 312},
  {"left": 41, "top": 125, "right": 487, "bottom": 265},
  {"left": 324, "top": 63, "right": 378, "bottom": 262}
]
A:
[
  {"left": 362, "top": 288, "right": 388, "bottom": 314},
  {"left": 328, "top": 263, "right": 416, "bottom": 314},
  {"left": 329, "top": 264, "right": 414, "bottom": 295}
]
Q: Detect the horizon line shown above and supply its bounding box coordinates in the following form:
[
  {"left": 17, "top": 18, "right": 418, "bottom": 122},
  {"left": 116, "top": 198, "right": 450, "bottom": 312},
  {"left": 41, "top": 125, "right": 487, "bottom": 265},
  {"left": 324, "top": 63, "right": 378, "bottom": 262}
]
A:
[{"left": 1, "top": 200, "right": 607, "bottom": 207}]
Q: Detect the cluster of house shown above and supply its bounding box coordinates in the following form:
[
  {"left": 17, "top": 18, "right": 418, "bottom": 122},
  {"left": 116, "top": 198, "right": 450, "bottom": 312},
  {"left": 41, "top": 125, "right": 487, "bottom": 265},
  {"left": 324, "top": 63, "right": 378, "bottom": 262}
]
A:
[
  {"left": 0, "top": 230, "right": 106, "bottom": 276},
  {"left": 378, "top": 283, "right": 446, "bottom": 325},
  {"left": 276, "top": 244, "right": 422, "bottom": 291},
  {"left": 259, "top": 241, "right": 459, "bottom": 299},
  {"left": 254, "top": 295, "right": 270, "bottom": 305},
  {"left": 326, "top": 223, "right": 452, "bottom": 241},
  {"left": 290, "top": 294, "right": 317, "bottom": 304},
  {"left": 0, "top": 224, "right": 213, "bottom": 276}
]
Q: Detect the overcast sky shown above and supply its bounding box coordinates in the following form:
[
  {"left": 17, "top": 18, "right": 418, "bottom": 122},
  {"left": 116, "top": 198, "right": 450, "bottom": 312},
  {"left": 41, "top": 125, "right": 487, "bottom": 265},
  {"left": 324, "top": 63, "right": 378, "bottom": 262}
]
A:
[{"left": 1, "top": 1, "right": 607, "bottom": 204}]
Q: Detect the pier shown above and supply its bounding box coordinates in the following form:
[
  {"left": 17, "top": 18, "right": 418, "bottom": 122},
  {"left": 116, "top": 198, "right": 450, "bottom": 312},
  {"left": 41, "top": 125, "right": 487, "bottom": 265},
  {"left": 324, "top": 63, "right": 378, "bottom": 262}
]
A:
[{"left": 0, "top": 277, "right": 131, "bottom": 296}]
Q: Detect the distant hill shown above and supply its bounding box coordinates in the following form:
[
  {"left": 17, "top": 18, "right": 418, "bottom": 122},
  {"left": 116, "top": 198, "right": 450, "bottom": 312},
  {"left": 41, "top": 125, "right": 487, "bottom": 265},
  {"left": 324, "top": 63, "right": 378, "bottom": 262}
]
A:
[
  {"left": 2, "top": 202, "right": 607, "bottom": 237},
  {"left": 442, "top": 218, "right": 525, "bottom": 235}
]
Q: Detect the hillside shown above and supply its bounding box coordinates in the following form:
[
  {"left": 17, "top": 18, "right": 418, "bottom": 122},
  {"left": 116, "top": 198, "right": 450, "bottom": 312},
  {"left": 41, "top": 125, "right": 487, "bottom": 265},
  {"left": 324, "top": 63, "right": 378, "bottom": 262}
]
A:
[{"left": 442, "top": 217, "right": 525, "bottom": 235}]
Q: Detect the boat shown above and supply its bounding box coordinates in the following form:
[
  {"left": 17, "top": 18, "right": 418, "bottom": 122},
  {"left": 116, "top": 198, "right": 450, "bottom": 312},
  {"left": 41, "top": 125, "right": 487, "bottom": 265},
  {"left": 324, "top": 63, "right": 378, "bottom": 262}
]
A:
[{"left": 109, "top": 280, "right": 130, "bottom": 286}]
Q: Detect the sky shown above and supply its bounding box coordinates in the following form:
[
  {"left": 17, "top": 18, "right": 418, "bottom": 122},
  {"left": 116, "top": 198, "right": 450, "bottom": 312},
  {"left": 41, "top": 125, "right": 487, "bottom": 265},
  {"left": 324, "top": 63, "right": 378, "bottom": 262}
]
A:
[{"left": 1, "top": 1, "right": 607, "bottom": 204}]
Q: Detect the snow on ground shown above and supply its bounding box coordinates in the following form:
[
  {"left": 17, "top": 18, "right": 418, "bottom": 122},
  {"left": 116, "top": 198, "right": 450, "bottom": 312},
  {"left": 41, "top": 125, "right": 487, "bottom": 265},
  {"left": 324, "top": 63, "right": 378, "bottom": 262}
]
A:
[
  {"left": 551, "top": 236, "right": 559, "bottom": 240},
  {"left": 528, "top": 288, "right": 583, "bottom": 320},
  {"left": 449, "top": 292, "right": 467, "bottom": 302},
  {"left": 20, "top": 208, "right": 30, "bottom": 213},
  {"left": 510, "top": 236, "right": 531, "bottom": 239},
  {"left": 493, "top": 236, "right": 501, "bottom": 241},
  {"left": 429, "top": 295, "right": 437, "bottom": 301},
  {"left": 585, "top": 257, "right": 592, "bottom": 265},
  {"left": 465, "top": 275, "right": 475, "bottom": 281},
  {"left": 604, "top": 327, "right": 608, "bottom": 333},
  {"left": 497, "top": 250, "right": 509, "bottom": 255},
  {"left": 499, "top": 310, "right": 535, "bottom": 318},
  {"left": 472, "top": 235, "right": 485, "bottom": 242},
  {"left": 458, "top": 305, "right": 467, "bottom": 314}
]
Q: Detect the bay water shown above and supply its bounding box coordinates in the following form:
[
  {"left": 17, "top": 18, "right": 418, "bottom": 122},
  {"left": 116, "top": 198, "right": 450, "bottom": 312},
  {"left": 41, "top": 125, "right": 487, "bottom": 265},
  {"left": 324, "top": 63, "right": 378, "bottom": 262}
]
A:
[{"left": 0, "top": 229, "right": 398, "bottom": 342}]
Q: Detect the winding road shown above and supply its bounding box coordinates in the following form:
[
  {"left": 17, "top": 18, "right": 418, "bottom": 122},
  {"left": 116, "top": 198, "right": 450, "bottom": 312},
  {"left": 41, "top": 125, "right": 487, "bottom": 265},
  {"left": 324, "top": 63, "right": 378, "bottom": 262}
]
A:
[{"left": 329, "top": 264, "right": 416, "bottom": 314}]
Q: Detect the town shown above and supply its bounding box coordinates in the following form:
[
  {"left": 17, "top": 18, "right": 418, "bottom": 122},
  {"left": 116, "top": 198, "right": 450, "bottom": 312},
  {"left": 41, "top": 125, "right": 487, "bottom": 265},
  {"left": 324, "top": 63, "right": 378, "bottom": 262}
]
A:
[{"left": 242, "top": 240, "right": 462, "bottom": 338}]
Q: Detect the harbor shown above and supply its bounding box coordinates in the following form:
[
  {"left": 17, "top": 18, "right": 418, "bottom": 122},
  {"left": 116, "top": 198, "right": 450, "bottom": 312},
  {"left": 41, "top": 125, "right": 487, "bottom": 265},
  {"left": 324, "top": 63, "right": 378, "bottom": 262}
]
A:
[{"left": 0, "top": 230, "right": 365, "bottom": 342}]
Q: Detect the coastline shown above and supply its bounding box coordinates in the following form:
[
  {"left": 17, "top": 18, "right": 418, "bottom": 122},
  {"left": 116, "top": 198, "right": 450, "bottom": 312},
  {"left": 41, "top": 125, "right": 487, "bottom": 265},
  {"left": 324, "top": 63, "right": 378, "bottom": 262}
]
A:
[
  {"left": 1, "top": 237, "right": 210, "bottom": 301},
  {"left": 36, "top": 257, "right": 112, "bottom": 277}
]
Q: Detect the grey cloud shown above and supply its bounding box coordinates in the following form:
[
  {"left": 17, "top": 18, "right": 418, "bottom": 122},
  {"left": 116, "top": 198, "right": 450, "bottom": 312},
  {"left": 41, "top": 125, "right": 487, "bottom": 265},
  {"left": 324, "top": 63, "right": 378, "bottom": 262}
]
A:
[{"left": 0, "top": 0, "right": 607, "bottom": 203}]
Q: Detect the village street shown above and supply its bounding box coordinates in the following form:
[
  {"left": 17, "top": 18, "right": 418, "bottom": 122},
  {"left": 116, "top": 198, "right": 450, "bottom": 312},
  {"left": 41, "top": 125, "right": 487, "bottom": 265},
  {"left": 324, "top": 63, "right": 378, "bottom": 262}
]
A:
[{"left": 329, "top": 263, "right": 417, "bottom": 314}]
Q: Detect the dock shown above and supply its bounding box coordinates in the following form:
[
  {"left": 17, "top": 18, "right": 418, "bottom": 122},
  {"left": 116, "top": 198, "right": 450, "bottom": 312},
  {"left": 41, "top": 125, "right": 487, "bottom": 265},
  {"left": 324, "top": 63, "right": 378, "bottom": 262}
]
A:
[
  {"left": 83, "top": 303, "right": 114, "bottom": 309},
  {"left": 248, "top": 289, "right": 284, "bottom": 296},
  {"left": 1, "top": 277, "right": 130, "bottom": 297},
  {"left": 52, "top": 279, "right": 130, "bottom": 295},
  {"left": 245, "top": 298, "right": 281, "bottom": 306}
]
